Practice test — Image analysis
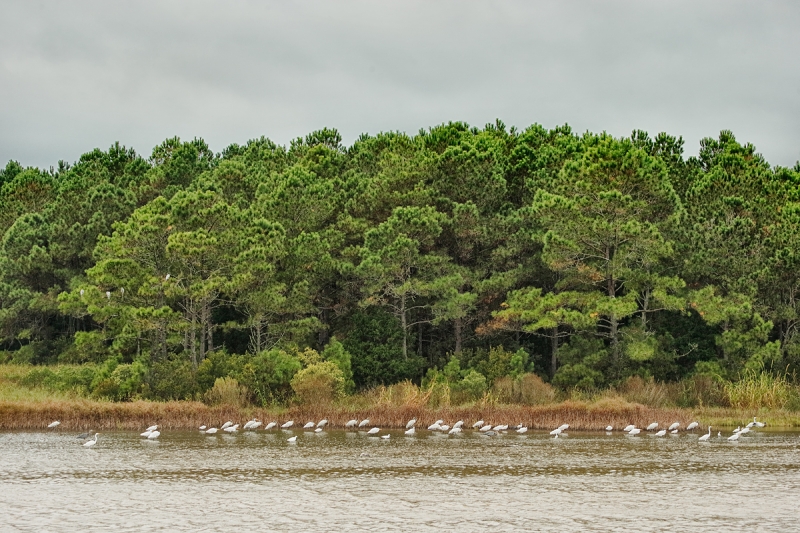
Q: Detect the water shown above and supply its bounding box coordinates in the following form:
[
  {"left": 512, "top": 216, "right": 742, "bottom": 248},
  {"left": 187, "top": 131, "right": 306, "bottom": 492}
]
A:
[{"left": 1, "top": 428, "right": 799, "bottom": 531}]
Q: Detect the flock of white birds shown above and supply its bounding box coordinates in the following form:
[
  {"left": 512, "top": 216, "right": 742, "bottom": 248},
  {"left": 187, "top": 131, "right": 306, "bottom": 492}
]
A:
[{"left": 49, "top": 416, "right": 767, "bottom": 448}]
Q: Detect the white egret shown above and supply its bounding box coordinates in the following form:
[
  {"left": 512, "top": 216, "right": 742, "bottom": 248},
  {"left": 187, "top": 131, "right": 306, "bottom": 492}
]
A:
[
  {"left": 732, "top": 426, "right": 741, "bottom": 434},
  {"left": 654, "top": 429, "right": 667, "bottom": 437},
  {"left": 145, "top": 425, "right": 158, "bottom": 432},
  {"left": 605, "top": 426, "right": 613, "bottom": 432},
  {"left": 303, "top": 422, "right": 315, "bottom": 429},
  {"left": 221, "top": 421, "right": 233, "bottom": 430},
  {"left": 453, "top": 421, "right": 464, "bottom": 429},
  {"left": 265, "top": 422, "right": 277, "bottom": 430},
  {"left": 479, "top": 425, "right": 492, "bottom": 432},
  {"left": 205, "top": 428, "right": 218, "bottom": 434},
  {"left": 381, "top": 434, "right": 390, "bottom": 440},
  {"left": 165, "top": 274, "right": 170, "bottom": 280},
  {"left": 281, "top": 421, "right": 294, "bottom": 429},
  {"left": 120, "top": 287, "right": 124, "bottom": 296},
  {"left": 753, "top": 417, "right": 765, "bottom": 428},
  {"left": 405, "top": 427, "right": 416, "bottom": 436},
  {"left": 83, "top": 433, "right": 99, "bottom": 447},
  {"left": 439, "top": 425, "right": 450, "bottom": 432},
  {"left": 427, "top": 423, "right": 441, "bottom": 431},
  {"left": 670, "top": 429, "right": 678, "bottom": 434},
  {"left": 628, "top": 428, "right": 641, "bottom": 435},
  {"left": 668, "top": 422, "right": 680, "bottom": 431},
  {"left": 287, "top": 436, "right": 297, "bottom": 443},
  {"left": 199, "top": 425, "right": 207, "bottom": 431},
  {"left": 224, "top": 424, "right": 239, "bottom": 433},
  {"left": 47, "top": 421, "right": 61, "bottom": 429},
  {"left": 140, "top": 430, "right": 153, "bottom": 437},
  {"left": 727, "top": 432, "right": 740, "bottom": 441},
  {"left": 472, "top": 420, "right": 484, "bottom": 428},
  {"left": 80, "top": 289, "right": 85, "bottom": 297},
  {"left": 406, "top": 418, "right": 416, "bottom": 429},
  {"left": 686, "top": 421, "right": 699, "bottom": 431},
  {"left": 345, "top": 419, "right": 358, "bottom": 428},
  {"left": 315, "top": 427, "right": 323, "bottom": 433},
  {"left": 493, "top": 424, "right": 508, "bottom": 431},
  {"left": 316, "top": 419, "right": 328, "bottom": 428},
  {"left": 106, "top": 291, "right": 111, "bottom": 299},
  {"left": 717, "top": 431, "right": 721, "bottom": 438},
  {"left": 558, "top": 424, "right": 570, "bottom": 431},
  {"left": 550, "top": 428, "right": 563, "bottom": 436},
  {"left": 448, "top": 427, "right": 462, "bottom": 435},
  {"left": 516, "top": 427, "right": 528, "bottom": 434},
  {"left": 623, "top": 424, "right": 635, "bottom": 432},
  {"left": 243, "top": 419, "right": 256, "bottom": 430},
  {"left": 698, "top": 426, "right": 712, "bottom": 441},
  {"left": 746, "top": 421, "right": 755, "bottom": 429},
  {"left": 367, "top": 427, "right": 380, "bottom": 435},
  {"left": 147, "top": 430, "right": 160, "bottom": 439},
  {"left": 739, "top": 427, "right": 750, "bottom": 435},
  {"left": 249, "top": 421, "right": 262, "bottom": 430},
  {"left": 646, "top": 422, "right": 658, "bottom": 431},
  {"left": 358, "top": 419, "right": 370, "bottom": 428}
]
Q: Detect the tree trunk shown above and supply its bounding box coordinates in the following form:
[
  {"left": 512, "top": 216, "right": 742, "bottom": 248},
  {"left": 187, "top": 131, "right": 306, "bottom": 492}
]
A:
[
  {"left": 551, "top": 327, "right": 559, "bottom": 379},
  {"left": 454, "top": 317, "right": 463, "bottom": 353},
  {"left": 401, "top": 294, "right": 408, "bottom": 360}
]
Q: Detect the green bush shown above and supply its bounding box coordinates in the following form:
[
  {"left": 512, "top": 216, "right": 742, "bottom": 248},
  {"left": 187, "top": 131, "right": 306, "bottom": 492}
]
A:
[
  {"left": 147, "top": 357, "right": 197, "bottom": 400},
  {"left": 290, "top": 361, "right": 346, "bottom": 405},
  {"left": 322, "top": 337, "right": 355, "bottom": 393},
  {"left": 450, "top": 369, "right": 487, "bottom": 404},
  {"left": 236, "top": 348, "right": 302, "bottom": 405},
  {"left": 204, "top": 377, "right": 249, "bottom": 407}
]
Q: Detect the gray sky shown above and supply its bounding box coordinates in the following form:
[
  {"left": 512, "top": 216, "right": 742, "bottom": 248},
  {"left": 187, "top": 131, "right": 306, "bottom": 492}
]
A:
[{"left": 1, "top": 1, "right": 798, "bottom": 169}]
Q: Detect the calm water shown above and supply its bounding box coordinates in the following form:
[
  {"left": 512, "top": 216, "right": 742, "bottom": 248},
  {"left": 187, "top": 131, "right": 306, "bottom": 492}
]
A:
[{"left": 1, "top": 427, "right": 799, "bottom": 531}]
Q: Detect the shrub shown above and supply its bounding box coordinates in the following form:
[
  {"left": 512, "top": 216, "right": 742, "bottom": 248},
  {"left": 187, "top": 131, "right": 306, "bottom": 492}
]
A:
[
  {"left": 290, "top": 361, "right": 346, "bottom": 405},
  {"left": 148, "top": 357, "right": 197, "bottom": 400},
  {"left": 236, "top": 348, "right": 302, "bottom": 405},
  {"left": 322, "top": 337, "right": 355, "bottom": 393},
  {"left": 204, "top": 377, "right": 249, "bottom": 407},
  {"left": 617, "top": 375, "right": 680, "bottom": 407},
  {"left": 450, "top": 369, "right": 488, "bottom": 404},
  {"left": 493, "top": 373, "right": 555, "bottom": 405},
  {"left": 553, "top": 363, "right": 604, "bottom": 390}
]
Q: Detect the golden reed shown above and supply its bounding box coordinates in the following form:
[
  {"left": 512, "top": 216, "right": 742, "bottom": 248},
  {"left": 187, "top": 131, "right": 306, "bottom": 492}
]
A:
[{"left": 1, "top": 398, "right": 700, "bottom": 431}]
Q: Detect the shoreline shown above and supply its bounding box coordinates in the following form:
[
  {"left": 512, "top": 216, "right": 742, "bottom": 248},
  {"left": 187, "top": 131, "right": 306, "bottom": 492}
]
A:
[{"left": 1, "top": 398, "right": 795, "bottom": 431}]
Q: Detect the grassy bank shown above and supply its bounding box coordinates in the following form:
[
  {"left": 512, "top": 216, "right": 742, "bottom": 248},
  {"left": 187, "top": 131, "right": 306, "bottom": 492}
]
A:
[
  {"left": 3, "top": 364, "right": 799, "bottom": 431},
  {"left": 3, "top": 395, "right": 798, "bottom": 432}
]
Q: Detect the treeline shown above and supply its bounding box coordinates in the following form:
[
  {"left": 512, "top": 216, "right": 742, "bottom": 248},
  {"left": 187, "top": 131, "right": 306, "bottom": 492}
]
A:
[{"left": 2, "top": 122, "right": 800, "bottom": 404}]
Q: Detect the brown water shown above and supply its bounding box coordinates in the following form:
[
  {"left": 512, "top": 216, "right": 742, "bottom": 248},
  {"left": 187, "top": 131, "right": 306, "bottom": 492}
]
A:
[{"left": 1, "top": 428, "right": 799, "bottom": 531}]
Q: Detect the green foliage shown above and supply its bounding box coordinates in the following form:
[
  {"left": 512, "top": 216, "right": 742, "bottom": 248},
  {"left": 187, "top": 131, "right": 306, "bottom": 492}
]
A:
[{"left": 1, "top": 124, "right": 797, "bottom": 406}]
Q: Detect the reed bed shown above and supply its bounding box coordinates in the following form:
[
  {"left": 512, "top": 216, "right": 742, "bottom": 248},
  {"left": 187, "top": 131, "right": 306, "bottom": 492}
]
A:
[{"left": 1, "top": 396, "right": 769, "bottom": 431}]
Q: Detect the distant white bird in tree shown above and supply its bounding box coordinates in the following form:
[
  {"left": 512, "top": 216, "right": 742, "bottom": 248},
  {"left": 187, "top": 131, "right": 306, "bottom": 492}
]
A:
[
  {"left": 120, "top": 288, "right": 124, "bottom": 296},
  {"left": 83, "top": 433, "right": 99, "bottom": 447},
  {"left": 699, "top": 427, "right": 712, "bottom": 441},
  {"left": 686, "top": 422, "right": 699, "bottom": 431},
  {"left": 367, "top": 427, "right": 380, "bottom": 435},
  {"left": 106, "top": 291, "right": 111, "bottom": 299},
  {"left": 47, "top": 421, "right": 60, "bottom": 429},
  {"left": 165, "top": 274, "right": 170, "bottom": 280},
  {"left": 80, "top": 289, "right": 84, "bottom": 297}
]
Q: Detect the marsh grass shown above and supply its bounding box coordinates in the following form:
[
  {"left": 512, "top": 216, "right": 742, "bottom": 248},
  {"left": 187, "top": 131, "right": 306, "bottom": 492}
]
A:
[{"left": 725, "top": 370, "right": 799, "bottom": 410}]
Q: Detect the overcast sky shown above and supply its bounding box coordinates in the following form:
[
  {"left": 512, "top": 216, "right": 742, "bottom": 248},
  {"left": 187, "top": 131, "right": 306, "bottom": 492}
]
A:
[{"left": 1, "top": 1, "right": 798, "bottom": 169}]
